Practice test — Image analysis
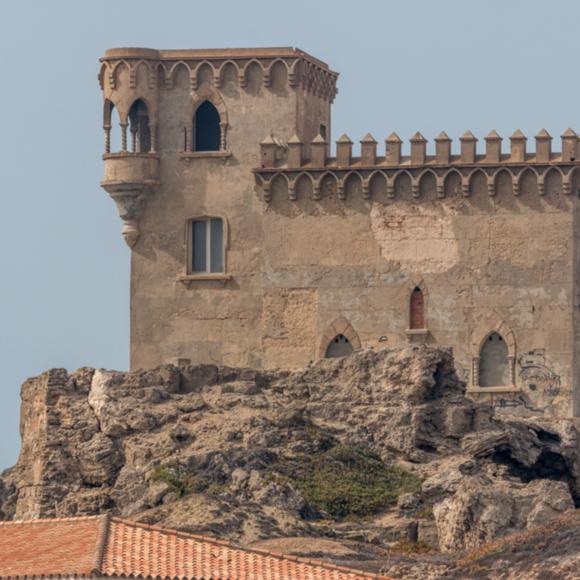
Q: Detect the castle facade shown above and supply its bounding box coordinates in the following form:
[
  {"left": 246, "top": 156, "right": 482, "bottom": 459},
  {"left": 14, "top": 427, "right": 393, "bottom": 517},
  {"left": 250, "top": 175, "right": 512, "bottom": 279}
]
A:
[{"left": 99, "top": 47, "right": 580, "bottom": 417}]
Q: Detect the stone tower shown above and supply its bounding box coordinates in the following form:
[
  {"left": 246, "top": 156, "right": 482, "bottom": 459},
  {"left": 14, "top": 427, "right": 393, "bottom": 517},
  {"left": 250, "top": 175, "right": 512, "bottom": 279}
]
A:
[{"left": 100, "top": 47, "right": 580, "bottom": 418}]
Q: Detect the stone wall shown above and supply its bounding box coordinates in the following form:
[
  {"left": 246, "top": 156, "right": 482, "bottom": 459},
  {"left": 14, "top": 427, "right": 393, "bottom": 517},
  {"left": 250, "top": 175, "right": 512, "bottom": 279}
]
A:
[{"left": 99, "top": 47, "right": 580, "bottom": 417}]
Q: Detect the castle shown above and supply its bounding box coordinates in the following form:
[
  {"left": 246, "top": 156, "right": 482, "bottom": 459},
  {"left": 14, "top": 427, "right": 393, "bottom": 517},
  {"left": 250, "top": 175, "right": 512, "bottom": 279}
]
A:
[{"left": 99, "top": 47, "right": 580, "bottom": 417}]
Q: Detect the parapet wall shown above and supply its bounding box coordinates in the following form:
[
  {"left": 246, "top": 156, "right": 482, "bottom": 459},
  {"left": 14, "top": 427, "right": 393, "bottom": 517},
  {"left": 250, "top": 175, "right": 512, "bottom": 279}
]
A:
[
  {"left": 255, "top": 129, "right": 580, "bottom": 201},
  {"left": 99, "top": 47, "right": 338, "bottom": 108}
]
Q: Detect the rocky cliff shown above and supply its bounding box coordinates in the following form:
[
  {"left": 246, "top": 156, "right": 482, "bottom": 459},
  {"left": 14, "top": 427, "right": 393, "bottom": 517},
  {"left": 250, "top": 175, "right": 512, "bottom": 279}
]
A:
[{"left": 1, "top": 346, "right": 578, "bottom": 578}]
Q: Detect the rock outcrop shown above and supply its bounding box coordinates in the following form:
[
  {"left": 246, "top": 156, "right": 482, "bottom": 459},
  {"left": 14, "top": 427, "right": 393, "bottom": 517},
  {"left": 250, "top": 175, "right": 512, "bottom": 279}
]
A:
[{"left": 0, "top": 346, "right": 578, "bottom": 572}]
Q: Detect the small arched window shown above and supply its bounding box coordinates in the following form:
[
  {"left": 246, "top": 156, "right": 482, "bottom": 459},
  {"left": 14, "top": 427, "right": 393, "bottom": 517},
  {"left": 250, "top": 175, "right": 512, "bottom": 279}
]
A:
[
  {"left": 128, "top": 99, "right": 151, "bottom": 153},
  {"left": 479, "top": 332, "right": 509, "bottom": 387},
  {"left": 189, "top": 217, "right": 224, "bottom": 273},
  {"left": 409, "top": 287, "right": 425, "bottom": 330},
  {"left": 193, "top": 101, "right": 221, "bottom": 152},
  {"left": 325, "top": 334, "right": 353, "bottom": 358}
]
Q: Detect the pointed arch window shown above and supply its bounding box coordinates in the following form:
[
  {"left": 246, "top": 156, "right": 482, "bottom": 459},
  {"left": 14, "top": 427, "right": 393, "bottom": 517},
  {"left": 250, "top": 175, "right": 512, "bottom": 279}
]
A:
[
  {"left": 193, "top": 101, "right": 221, "bottom": 152},
  {"left": 128, "top": 99, "right": 151, "bottom": 153},
  {"left": 479, "top": 332, "right": 510, "bottom": 387},
  {"left": 325, "top": 335, "right": 353, "bottom": 358},
  {"left": 409, "top": 287, "right": 425, "bottom": 330}
]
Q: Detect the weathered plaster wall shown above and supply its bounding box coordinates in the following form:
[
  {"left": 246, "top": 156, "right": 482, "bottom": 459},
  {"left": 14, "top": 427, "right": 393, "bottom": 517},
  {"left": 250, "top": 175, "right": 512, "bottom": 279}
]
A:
[
  {"left": 125, "top": 57, "right": 332, "bottom": 370},
  {"left": 261, "top": 179, "right": 574, "bottom": 416}
]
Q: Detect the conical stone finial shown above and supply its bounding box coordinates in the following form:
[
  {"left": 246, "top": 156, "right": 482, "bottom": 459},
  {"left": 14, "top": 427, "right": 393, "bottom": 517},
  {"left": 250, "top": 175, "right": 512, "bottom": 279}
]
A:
[
  {"left": 435, "top": 131, "right": 451, "bottom": 141},
  {"left": 410, "top": 131, "right": 427, "bottom": 142},
  {"left": 386, "top": 132, "right": 402, "bottom": 142},
  {"left": 361, "top": 132, "right": 377, "bottom": 143},
  {"left": 337, "top": 133, "right": 353, "bottom": 143},
  {"left": 486, "top": 130, "right": 502, "bottom": 140},
  {"left": 511, "top": 129, "right": 527, "bottom": 140}
]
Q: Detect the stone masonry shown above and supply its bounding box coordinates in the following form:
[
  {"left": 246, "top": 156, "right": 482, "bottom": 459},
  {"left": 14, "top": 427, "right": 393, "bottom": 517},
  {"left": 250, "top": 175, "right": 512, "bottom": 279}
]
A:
[{"left": 99, "top": 47, "right": 580, "bottom": 417}]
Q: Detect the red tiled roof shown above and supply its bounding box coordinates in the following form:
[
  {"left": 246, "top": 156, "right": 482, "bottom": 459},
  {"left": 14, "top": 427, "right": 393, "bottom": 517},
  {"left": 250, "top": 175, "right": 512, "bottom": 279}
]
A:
[{"left": 0, "top": 516, "right": 391, "bottom": 579}]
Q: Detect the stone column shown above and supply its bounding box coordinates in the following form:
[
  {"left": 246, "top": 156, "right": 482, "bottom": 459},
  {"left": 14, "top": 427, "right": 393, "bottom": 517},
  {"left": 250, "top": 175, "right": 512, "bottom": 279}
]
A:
[
  {"left": 121, "top": 123, "right": 128, "bottom": 152},
  {"left": 220, "top": 122, "right": 227, "bottom": 151},
  {"left": 104, "top": 126, "right": 111, "bottom": 154},
  {"left": 472, "top": 357, "right": 480, "bottom": 388}
]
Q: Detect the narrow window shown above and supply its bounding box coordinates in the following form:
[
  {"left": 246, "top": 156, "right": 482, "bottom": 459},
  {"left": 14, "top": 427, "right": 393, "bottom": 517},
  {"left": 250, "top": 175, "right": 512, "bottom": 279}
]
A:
[
  {"left": 409, "top": 287, "right": 425, "bottom": 329},
  {"left": 325, "top": 334, "right": 353, "bottom": 358},
  {"left": 128, "top": 99, "right": 151, "bottom": 153},
  {"left": 479, "top": 332, "right": 509, "bottom": 387},
  {"left": 193, "top": 101, "right": 221, "bottom": 151},
  {"left": 190, "top": 218, "right": 224, "bottom": 273},
  {"left": 319, "top": 124, "right": 327, "bottom": 140}
]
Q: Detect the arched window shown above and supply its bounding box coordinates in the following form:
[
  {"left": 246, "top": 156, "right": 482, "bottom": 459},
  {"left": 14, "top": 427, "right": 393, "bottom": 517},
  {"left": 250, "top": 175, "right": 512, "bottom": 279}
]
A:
[
  {"left": 128, "top": 99, "right": 151, "bottom": 153},
  {"left": 193, "top": 101, "right": 221, "bottom": 152},
  {"left": 409, "top": 287, "right": 425, "bottom": 329},
  {"left": 103, "top": 100, "right": 122, "bottom": 153},
  {"left": 325, "top": 334, "right": 353, "bottom": 358},
  {"left": 189, "top": 217, "right": 224, "bottom": 274},
  {"left": 479, "top": 332, "right": 509, "bottom": 387}
]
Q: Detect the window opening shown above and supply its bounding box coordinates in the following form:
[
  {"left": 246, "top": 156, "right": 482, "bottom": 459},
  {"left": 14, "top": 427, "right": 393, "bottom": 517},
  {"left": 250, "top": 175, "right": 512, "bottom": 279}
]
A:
[
  {"left": 194, "top": 101, "right": 221, "bottom": 151},
  {"left": 410, "top": 287, "right": 425, "bottom": 329},
  {"left": 325, "top": 334, "right": 353, "bottom": 358},
  {"left": 479, "top": 332, "right": 509, "bottom": 387},
  {"left": 190, "top": 218, "right": 223, "bottom": 273}
]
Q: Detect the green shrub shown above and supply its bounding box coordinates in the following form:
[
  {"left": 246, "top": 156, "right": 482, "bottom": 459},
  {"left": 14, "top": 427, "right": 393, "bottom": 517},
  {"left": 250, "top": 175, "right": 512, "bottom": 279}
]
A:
[
  {"left": 272, "top": 445, "right": 421, "bottom": 520},
  {"left": 152, "top": 462, "right": 209, "bottom": 497}
]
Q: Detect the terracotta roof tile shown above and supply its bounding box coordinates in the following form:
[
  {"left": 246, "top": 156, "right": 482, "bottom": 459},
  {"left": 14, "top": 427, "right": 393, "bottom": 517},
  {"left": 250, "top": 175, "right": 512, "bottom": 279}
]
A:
[
  {"left": 0, "top": 515, "right": 105, "bottom": 577},
  {"left": 0, "top": 516, "right": 391, "bottom": 579}
]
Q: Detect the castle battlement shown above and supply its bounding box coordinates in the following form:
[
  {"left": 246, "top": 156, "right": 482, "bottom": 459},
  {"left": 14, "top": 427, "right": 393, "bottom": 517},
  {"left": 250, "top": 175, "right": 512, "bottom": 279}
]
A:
[{"left": 255, "top": 129, "right": 579, "bottom": 201}]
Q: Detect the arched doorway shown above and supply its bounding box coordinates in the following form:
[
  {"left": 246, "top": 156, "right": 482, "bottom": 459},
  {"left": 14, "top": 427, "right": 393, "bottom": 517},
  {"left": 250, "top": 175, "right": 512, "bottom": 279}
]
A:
[
  {"left": 479, "top": 332, "right": 509, "bottom": 387},
  {"left": 325, "top": 334, "right": 353, "bottom": 358}
]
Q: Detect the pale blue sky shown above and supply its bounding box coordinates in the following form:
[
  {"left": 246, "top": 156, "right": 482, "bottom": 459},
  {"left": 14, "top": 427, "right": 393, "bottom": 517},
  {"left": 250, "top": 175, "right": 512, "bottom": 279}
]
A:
[{"left": 0, "top": 0, "right": 578, "bottom": 469}]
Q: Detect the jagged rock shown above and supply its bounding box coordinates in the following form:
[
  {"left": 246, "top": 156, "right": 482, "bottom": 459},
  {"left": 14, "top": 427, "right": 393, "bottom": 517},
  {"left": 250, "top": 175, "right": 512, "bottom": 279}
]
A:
[
  {"left": 434, "top": 475, "right": 574, "bottom": 552},
  {"left": 0, "top": 346, "right": 577, "bottom": 559}
]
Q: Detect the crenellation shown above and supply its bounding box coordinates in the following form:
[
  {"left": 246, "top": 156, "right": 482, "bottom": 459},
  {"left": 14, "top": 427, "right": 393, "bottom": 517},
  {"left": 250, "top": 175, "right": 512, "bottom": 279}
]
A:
[
  {"left": 535, "top": 129, "right": 552, "bottom": 163},
  {"left": 510, "top": 129, "right": 527, "bottom": 162},
  {"left": 336, "top": 134, "right": 353, "bottom": 166},
  {"left": 256, "top": 129, "right": 579, "bottom": 201},
  {"left": 410, "top": 132, "right": 427, "bottom": 165},
  {"left": 460, "top": 130, "right": 477, "bottom": 164},
  {"left": 360, "top": 133, "right": 377, "bottom": 165},
  {"left": 435, "top": 131, "right": 451, "bottom": 164},
  {"left": 485, "top": 130, "right": 502, "bottom": 163}
]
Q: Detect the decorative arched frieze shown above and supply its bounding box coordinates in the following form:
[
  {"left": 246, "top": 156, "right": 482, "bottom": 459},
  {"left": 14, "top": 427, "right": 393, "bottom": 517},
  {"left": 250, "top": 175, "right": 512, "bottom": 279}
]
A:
[
  {"left": 417, "top": 168, "right": 437, "bottom": 198},
  {"left": 318, "top": 316, "right": 361, "bottom": 359},
  {"left": 441, "top": 168, "right": 462, "bottom": 198},
  {"left": 193, "top": 60, "right": 216, "bottom": 90},
  {"left": 217, "top": 60, "right": 238, "bottom": 89},
  {"left": 289, "top": 172, "right": 314, "bottom": 201},
  {"left": 316, "top": 171, "right": 338, "bottom": 200},
  {"left": 341, "top": 171, "right": 363, "bottom": 200}
]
